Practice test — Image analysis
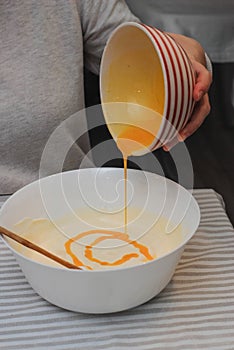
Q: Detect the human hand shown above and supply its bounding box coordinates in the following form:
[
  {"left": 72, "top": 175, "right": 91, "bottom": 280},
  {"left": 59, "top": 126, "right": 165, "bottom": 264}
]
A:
[{"left": 163, "top": 33, "right": 212, "bottom": 151}]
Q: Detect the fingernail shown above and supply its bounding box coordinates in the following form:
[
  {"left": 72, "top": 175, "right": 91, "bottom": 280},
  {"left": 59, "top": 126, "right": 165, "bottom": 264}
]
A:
[{"left": 178, "top": 133, "right": 184, "bottom": 142}]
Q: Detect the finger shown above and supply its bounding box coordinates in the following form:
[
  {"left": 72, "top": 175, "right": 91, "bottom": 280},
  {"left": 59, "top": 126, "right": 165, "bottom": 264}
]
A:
[
  {"left": 192, "top": 61, "right": 212, "bottom": 101},
  {"left": 163, "top": 135, "right": 180, "bottom": 152},
  {"left": 179, "top": 93, "right": 210, "bottom": 140}
]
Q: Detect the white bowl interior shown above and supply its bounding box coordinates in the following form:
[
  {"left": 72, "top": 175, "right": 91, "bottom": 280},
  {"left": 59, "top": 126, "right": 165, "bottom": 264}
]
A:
[{"left": 1, "top": 168, "right": 199, "bottom": 255}]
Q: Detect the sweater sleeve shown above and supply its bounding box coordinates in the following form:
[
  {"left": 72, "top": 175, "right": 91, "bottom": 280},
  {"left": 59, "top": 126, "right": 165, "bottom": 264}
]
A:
[{"left": 77, "top": 0, "right": 140, "bottom": 75}]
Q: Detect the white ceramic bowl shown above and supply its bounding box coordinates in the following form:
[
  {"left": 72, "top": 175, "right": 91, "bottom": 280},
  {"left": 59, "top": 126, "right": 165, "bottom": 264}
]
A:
[
  {"left": 100, "top": 22, "right": 195, "bottom": 153},
  {"left": 0, "top": 168, "right": 200, "bottom": 313}
]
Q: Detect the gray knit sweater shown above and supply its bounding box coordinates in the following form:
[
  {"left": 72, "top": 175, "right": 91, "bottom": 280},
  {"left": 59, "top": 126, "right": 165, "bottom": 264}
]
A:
[{"left": 0, "top": 0, "right": 138, "bottom": 193}]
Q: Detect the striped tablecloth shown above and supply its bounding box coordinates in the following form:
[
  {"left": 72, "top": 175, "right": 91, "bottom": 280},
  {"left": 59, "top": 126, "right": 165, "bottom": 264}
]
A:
[{"left": 0, "top": 189, "right": 234, "bottom": 350}]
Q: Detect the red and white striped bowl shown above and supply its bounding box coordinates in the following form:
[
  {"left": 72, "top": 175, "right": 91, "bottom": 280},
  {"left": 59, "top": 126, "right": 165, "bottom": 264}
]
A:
[{"left": 100, "top": 22, "right": 195, "bottom": 153}]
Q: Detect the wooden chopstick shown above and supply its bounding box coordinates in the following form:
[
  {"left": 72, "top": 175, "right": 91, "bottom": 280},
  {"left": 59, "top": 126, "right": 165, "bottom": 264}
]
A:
[{"left": 0, "top": 225, "right": 82, "bottom": 270}]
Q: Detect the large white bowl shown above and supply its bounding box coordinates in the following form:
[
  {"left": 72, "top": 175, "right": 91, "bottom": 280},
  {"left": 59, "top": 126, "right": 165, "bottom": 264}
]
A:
[{"left": 0, "top": 168, "right": 200, "bottom": 313}]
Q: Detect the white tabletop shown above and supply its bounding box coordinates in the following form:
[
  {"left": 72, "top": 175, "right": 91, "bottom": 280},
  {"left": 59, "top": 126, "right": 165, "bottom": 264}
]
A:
[{"left": 0, "top": 189, "right": 234, "bottom": 350}]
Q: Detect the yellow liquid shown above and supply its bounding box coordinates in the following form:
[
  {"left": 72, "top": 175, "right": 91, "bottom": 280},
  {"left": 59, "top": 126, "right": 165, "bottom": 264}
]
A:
[
  {"left": 100, "top": 31, "right": 166, "bottom": 248},
  {"left": 64, "top": 45, "right": 166, "bottom": 269}
]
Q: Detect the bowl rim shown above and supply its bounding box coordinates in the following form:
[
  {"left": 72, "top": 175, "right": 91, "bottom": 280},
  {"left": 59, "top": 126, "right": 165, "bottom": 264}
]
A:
[{"left": 0, "top": 167, "right": 200, "bottom": 273}]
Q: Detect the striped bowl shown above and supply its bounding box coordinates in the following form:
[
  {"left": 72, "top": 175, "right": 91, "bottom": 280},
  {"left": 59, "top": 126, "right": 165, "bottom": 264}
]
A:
[{"left": 100, "top": 22, "right": 195, "bottom": 154}]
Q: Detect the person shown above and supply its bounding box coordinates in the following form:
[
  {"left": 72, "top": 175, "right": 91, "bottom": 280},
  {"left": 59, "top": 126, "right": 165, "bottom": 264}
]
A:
[{"left": 0, "top": 0, "right": 212, "bottom": 195}]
